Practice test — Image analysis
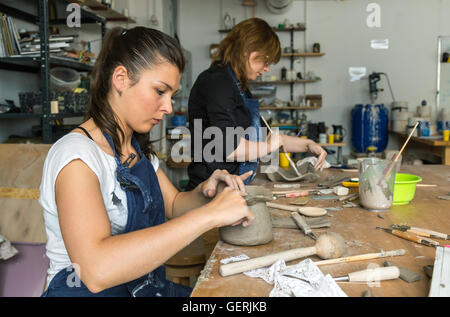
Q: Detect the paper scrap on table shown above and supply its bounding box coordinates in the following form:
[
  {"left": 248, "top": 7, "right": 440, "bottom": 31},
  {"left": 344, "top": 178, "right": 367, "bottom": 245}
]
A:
[
  {"left": 0, "top": 235, "right": 18, "bottom": 260},
  {"left": 221, "top": 254, "right": 347, "bottom": 297}
]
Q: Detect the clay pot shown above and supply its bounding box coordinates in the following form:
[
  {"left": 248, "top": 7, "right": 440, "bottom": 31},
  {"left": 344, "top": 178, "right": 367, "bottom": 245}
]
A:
[{"left": 219, "top": 186, "right": 273, "bottom": 246}]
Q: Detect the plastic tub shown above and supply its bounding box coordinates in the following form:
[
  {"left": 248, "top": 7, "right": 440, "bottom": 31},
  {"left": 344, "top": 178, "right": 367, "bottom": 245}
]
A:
[
  {"left": 393, "top": 173, "right": 422, "bottom": 205},
  {"left": 50, "top": 67, "right": 81, "bottom": 91}
]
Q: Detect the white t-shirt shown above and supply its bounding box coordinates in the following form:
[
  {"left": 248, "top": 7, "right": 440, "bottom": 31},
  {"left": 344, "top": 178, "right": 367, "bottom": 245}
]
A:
[{"left": 39, "top": 133, "right": 159, "bottom": 286}]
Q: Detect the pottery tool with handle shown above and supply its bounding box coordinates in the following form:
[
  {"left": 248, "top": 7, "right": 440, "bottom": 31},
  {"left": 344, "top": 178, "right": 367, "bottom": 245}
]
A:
[
  {"left": 219, "top": 232, "right": 346, "bottom": 277},
  {"left": 379, "top": 121, "right": 419, "bottom": 184},
  {"left": 376, "top": 227, "right": 440, "bottom": 247},
  {"left": 266, "top": 201, "right": 327, "bottom": 217},
  {"left": 334, "top": 266, "right": 400, "bottom": 283},
  {"left": 260, "top": 114, "right": 302, "bottom": 177},
  {"left": 383, "top": 260, "right": 421, "bottom": 283},
  {"left": 291, "top": 212, "right": 317, "bottom": 240},
  {"left": 286, "top": 249, "right": 406, "bottom": 268},
  {"left": 391, "top": 224, "right": 450, "bottom": 240}
]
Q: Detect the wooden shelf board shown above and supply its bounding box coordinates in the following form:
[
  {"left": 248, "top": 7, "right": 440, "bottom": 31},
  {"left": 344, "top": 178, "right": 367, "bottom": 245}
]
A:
[
  {"left": 69, "top": 0, "right": 135, "bottom": 23},
  {"left": 282, "top": 52, "right": 325, "bottom": 57},
  {"left": 219, "top": 27, "right": 306, "bottom": 34},
  {"left": 318, "top": 142, "right": 346, "bottom": 147},
  {"left": 260, "top": 106, "right": 321, "bottom": 110},
  {"left": 250, "top": 79, "right": 319, "bottom": 85},
  {"left": 0, "top": 56, "right": 93, "bottom": 72}
]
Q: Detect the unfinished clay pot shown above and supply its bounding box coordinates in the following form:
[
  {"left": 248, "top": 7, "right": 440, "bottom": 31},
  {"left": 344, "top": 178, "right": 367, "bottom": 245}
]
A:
[{"left": 219, "top": 185, "right": 273, "bottom": 246}]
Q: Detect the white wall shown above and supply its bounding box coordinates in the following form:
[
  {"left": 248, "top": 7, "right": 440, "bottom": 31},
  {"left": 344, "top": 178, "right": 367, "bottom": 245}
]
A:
[{"left": 177, "top": 0, "right": 450, "bottom": 157}]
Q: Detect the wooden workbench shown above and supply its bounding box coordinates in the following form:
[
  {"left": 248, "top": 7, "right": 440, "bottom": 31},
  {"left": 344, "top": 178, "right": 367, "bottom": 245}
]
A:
[
  {"left": 390, "top": 131, "right": 450, "bottom": 165},
  {"left": 191, "top": 165, "right": 450, "bottom": 297}
]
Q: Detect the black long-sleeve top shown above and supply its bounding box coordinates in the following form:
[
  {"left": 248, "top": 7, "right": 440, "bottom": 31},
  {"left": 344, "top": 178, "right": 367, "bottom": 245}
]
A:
[{"left": 186, "top": 63, "right": 252, "bottom": 190}]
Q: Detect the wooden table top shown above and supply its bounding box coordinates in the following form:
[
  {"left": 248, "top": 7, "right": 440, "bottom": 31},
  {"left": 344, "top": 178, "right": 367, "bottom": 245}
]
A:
[
  {"left": 390, "top": 131, "right": 450, "bottom": 147},
  {"left": 191, "top": 165, "right": 450, "bottom": 297}
]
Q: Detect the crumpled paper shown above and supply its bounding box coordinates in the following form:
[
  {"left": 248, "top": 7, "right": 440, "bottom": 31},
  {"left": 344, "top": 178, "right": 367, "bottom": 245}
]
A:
[
  {"left": 0, "top": 235, "right": 18, "bottom": 260},
  {"left": 221, "top": 254, "right": 347, "bottom": 297}
]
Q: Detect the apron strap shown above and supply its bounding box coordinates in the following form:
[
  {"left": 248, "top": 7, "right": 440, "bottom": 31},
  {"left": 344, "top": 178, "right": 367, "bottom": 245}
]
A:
[{"left": 103, "top": 132, "right": 152, "bottom": 213}]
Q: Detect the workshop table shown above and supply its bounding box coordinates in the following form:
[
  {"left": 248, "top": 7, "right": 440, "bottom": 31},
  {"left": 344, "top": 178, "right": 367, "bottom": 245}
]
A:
[
  {"left": 390, "top": 131, "right": 450, "bottom": 165},
  {"left": 191, "top": 165, "right": 450, "bottom": 297}
]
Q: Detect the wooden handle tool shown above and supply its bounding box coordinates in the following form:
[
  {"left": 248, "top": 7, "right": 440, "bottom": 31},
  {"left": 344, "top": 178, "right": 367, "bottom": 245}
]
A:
[
  {"left": 334, "top": 266, "right": 400, "bottom": 282},
  {"left": 291, "top": 212, "right": 317, "bottom": 240},
  {"left": 376, "top": 227, "right": 440, "bottom": 247},
  {"left": 286, "top": 249, "right": 406, "bottom": 268},
  {"left": 380, "top": 122, "right": 419, "bottom": 183},
  {"left": 392, "top": 224, "right": 449, "bottom": 240},
  {"left": 260, "top": 114, "right": 302, "bottom": 176},
  {"left": 266, "top": 202, "right": 327, "bottom": 217},
  {"left": 219, "top": 232, "right": 346, "bottom": 277}
]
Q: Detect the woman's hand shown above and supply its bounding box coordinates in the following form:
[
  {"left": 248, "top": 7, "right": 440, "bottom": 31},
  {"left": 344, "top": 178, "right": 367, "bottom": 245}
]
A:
[
  {"left": 201, "top": 169, "right": 253, "bottom": 198},
  {"left": 207, "top": 187, "right": 255, "bottom": 228},
  {"left": 307, "top": 142, "right": 327, "bottom": 171}
]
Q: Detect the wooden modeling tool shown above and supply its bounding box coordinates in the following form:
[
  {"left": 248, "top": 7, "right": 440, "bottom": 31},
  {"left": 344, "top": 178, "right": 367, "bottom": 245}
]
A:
[
  {"left": 380, "top": 121, "right": 419, "bottom": 184},
  {"left": 266, "top": 202, "right": 327, "bottom": 217},
  {"left": 376, "top": 227, "right": 440, "bottom": 247},
  {"left": 219, "top": 232, "right": 346, "bottom": 277},
  {"left": 391, "top": 224, "right": 450, "bottom": 240},
  {"left": 334, "top": 266, "right": 400, "bottom": 282},
  {"left": 286, "top": 249, "right": 406, "bottom": 268},
  {"left": 260, "top": 114, "right": 302, "bottom": 177}
]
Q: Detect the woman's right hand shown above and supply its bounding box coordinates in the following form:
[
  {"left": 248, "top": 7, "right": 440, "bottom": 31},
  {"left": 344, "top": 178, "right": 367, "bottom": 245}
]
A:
[{"left": 207, "top": 187, "right": 254, "bottom": 228}]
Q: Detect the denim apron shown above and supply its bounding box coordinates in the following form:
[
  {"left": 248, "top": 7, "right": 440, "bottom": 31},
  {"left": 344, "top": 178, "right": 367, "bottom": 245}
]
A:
[
  {"left": 227, "top": 64, "right": 261, "bottom": 185},
  {"left": 42, "top": 132, "right": 192, "bottom": 297}
]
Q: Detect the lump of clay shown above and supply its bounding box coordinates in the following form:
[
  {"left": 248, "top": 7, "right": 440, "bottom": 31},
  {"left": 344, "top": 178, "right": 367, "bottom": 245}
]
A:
[
  {"left": 262, "top": 161, "right": 319, "bottom": 183},
  {"left": 219, "top": 185, "right": 273, "bottom": 246}
]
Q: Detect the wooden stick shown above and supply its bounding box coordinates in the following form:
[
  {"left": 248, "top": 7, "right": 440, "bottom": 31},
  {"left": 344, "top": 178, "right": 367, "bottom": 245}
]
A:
[
  {"left": 381, "top": 122, "right": 419, "bottom": 182},
  {"left": 287, "top": 249, "right": 406, "bottom": 268},
  {"left": 260, "top": 114, "right": 302, "bottom": 176}
]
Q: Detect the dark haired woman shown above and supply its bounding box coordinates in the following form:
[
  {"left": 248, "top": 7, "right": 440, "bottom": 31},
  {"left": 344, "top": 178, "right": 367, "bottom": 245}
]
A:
[
  {"left": 187, "top": 18, "right": 327, "bottom": 190},
  {"left": 39, "top": 27, "right": 254, "bottom": 297}
]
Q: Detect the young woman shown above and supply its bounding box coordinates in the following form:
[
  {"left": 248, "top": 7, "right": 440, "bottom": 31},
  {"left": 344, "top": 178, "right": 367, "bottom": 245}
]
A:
[
  {"left": 186, "top": 18, "right": 327, "bottom": 190},
  {"left": 39, "top": 27, "right": 253, "bottom": 297}
]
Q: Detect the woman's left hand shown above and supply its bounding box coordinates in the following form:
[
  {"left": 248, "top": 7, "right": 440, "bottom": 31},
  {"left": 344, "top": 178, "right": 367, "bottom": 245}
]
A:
[
  {"left": 307, "top": 142, "right": 327, "bottom": 171},
  {"left": 201, "top": 169, "right": 253, "bottom": 198}
]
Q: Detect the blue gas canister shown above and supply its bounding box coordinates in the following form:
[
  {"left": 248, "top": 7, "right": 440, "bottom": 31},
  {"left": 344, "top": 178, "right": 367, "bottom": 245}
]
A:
[{"left": 351, "top": 104, "right": 389, "bottom": 153}]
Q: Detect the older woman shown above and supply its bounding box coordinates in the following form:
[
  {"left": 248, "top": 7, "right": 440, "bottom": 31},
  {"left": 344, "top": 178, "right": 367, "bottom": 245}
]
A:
[{"left": 187, "top": 18, "right": 327, "bottom": 191}]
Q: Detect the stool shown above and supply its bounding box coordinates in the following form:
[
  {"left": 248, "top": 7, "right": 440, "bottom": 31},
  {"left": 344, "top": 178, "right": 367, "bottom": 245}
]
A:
[{"left": 165, "top": 237, "right": 206, "bottom": 287}]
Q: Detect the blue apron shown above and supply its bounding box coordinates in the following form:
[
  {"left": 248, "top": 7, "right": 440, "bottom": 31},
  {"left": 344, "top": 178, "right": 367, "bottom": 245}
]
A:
[
  {"left": 227, "top": 64, "right": 261, "bottom": 185},
  {"left": 42, "top": 132, "right": 192, "bottom": 297}
]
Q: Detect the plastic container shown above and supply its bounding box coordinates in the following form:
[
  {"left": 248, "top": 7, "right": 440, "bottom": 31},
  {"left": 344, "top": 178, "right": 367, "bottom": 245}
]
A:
[
  {"left": 50, "top": 67, "right": 81, "bottom": 91},
  {"left": 393, "top": 173, "right": 422, "bottom": 205},
  {"left": 358, "top": 158, "right": 399, "bottom": 212},
  {"left": 351, "top": 104, "right": 389, "bottom": 154}
]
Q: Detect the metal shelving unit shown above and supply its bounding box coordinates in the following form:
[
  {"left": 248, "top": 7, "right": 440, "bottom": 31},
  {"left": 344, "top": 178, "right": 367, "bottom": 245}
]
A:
[{"left": 0, "top": 0, "right": 105, "bottom": 143}]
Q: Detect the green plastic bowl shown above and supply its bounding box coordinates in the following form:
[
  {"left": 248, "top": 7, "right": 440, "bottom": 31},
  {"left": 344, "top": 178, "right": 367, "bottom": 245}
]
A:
[{"left": 393, "top": 173, "right": 422, "bottom": 205}]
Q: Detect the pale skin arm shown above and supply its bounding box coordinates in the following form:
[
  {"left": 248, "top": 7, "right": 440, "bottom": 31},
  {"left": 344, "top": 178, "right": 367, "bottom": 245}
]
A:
[
  {"left": 228, "top": 133, "right": 327, "bottom": 171},
  {"left": 55, "top": 160, "right": 253, "bottom": 293}
]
